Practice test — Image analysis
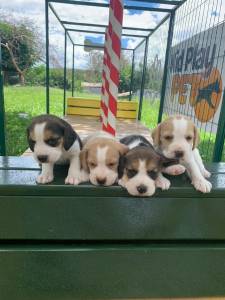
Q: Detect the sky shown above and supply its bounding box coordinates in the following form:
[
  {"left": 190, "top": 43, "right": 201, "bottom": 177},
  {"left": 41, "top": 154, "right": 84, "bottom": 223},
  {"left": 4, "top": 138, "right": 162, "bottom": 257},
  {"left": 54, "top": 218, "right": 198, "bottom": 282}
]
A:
[
  {"left": 1, "top": 0, "right": 223, "bottom": 69},
  {"left": 0, "top": 0, "right": 172, "bottom": 69}
]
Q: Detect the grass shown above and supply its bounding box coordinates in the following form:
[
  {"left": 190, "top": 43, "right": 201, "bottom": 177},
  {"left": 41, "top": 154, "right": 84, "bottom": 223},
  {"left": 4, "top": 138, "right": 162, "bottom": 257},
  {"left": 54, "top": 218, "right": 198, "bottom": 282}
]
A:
[{"left": 4, "top": 85, "right": 99, "bottom": 155}]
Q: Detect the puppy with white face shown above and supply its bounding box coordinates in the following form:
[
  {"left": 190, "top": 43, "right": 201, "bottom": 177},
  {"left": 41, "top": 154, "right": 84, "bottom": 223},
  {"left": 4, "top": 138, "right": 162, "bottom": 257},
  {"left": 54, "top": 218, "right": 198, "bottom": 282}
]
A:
[
  {"left": 118, "top": 135, "right": 179, "bottom": 197},
  {"left": 152, "top": 115, "right": 212, "bottom": 193},
  {"left": 80, "top": 132, "right": 129, "bottom": 186},
  {"left": 27, "top": 114, "right": 83, "bottom": 185}
]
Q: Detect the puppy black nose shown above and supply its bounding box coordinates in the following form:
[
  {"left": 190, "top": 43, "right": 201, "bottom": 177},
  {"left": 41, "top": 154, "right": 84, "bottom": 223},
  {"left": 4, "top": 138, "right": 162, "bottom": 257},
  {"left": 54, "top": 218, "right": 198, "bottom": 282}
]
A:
[
  {"left": 137, "top": 185, "right": 147, "bottom": 194},
  {"left": 37, "top": 155, "right": 48, "bottom": 163},
  {"left": 174, "top": 150, "right": 184, "bottom": 158},
  {"left": 97, "top": 177, "right": 106, "bottom": 185}
]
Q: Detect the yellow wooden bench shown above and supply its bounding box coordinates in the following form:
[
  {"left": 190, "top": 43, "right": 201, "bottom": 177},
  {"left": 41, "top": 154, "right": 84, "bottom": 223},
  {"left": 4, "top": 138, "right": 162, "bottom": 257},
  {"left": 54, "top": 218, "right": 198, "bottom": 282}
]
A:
[{"left": 66, "top": 97, "right": 138, "bottom": 119}]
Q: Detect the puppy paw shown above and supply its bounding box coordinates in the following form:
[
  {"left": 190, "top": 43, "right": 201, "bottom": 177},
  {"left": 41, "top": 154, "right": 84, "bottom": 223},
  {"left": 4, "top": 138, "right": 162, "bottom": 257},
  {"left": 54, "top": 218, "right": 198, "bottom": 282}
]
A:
[
  {"left": 164, "top": 164, "right": 186, "bottom": 176},
  {"left": 192, "top": 178, "right": 212, "bottom": 193},
  {"left": 202, "top": 169, "right": 211, "bottom": 178},
  {"left": 155, "top": 176, "right": 171, "bottom": 190},
  {"left": 37, "top": 174, "right": 54, "bottom": 184},
  {"left": 65, "top": 174, "right": 80, "bottom": 185},
  {"left": 118, "top": 179, "right": 125, "bottom": 187}
]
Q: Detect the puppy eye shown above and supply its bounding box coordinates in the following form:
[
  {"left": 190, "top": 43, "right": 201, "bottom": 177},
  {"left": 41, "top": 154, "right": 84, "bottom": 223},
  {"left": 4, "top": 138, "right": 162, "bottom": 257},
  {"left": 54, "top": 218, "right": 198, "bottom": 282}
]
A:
[
  {"left": 147, "top": 170, "right": 158, "bottom": 180},
  {"left": 89, "top": 162, "right": 97, "bottom": 168},
  {"left": 108, "top": 162, "right": 116, "bottom": 168},
  {"left": 164, "top": 135, "right": 173, "bottom": 141},
  {"left": 127, "top": 169, "right": 137, "bottom": 178},
  {"left": 186, "top": 135, "right": 192, "bottom": 141},
  {"left": 46, "top": 138, "right": 59, "bottom": 147}
]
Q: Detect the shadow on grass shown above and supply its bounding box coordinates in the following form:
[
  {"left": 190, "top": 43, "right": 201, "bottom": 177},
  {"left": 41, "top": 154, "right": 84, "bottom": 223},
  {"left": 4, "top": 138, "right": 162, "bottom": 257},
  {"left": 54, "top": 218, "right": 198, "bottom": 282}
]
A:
[{"left": 5, "top": 111, "right": 32, "bottom": 156}]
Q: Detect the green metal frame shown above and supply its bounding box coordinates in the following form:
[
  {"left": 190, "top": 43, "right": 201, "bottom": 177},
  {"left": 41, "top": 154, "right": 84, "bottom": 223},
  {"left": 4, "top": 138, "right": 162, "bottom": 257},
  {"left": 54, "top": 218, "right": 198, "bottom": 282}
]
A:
[
  {"left": 0, "top": 39, "right": 6, "bottom": 156},
  {"left": 157, "top": 10, "right": 175, "bottom": 123},
  {"left": 45, "top": 0, "right": 184, "bottom": 115},
  {"left": 138, "top": 37, "right": 149, "bottom": 120}
]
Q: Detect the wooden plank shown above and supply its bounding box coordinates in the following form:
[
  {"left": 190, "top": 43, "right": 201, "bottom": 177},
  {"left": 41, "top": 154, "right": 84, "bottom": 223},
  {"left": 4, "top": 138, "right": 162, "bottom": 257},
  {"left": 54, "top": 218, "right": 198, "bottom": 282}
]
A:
[
  {"left": 67, "top": 98, "right": 138, "bottom": 111},
  {"left": 67, "top": 107, "right": 100, "bottom": 116},
  {"left": 117, "top": 101, "right": 138, "bottom": 110},
  {"left": 117, "top": 110, "right": 137, "bottom": 119},
  {"left": 0, "top": 244, "right": 225, "bottom": 299},
  {"left": 67, "top": 107, "right": 137, "bottom": 118},
  {"left": 67, "top": 98, "right": 100, "bottom": 108}
]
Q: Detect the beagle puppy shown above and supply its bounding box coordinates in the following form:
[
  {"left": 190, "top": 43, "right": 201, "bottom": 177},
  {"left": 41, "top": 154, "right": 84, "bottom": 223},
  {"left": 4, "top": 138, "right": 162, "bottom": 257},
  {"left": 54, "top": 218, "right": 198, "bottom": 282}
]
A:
[
  {"left": 118, "top": 135, "right": 179, "bottom": 196},
  {"left": 152, "top": 115, "right": 212, "bottom": 193},
  {"left": 27, "top": 114, "right": 84, "bottom": 185},
  {"left": 80, "top": 131, "right": 129, "bottom": 186}
]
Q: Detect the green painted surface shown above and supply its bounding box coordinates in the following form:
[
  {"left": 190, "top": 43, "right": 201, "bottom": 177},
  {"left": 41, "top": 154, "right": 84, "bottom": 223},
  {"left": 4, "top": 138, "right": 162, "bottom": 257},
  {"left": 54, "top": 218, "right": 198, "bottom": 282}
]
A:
[
  {"left": 0, "top": 156, "right": 225, "bottom": 298},
  {"left": 1, "top": 244, "right": 225, "bottom": 299}
]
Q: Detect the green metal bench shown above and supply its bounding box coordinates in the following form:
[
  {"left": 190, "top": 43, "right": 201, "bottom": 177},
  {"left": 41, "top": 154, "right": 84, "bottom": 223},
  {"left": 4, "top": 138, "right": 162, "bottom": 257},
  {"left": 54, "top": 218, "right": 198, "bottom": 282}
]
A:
[{"left": 0, "top": 156, "right": 225, "bottom": 299}]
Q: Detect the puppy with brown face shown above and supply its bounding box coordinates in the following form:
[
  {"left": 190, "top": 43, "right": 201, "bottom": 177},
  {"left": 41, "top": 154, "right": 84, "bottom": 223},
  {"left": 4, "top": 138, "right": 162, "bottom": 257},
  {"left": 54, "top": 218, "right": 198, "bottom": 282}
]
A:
[
  {"left": 80, "top": 132, "right": 129, "bottom": 186},
  {"left": 152, "top": 115, "right": 212, "bottom": 193},
  {"left": 118, "top": 135, "right": 178, "bottom": 197},
  {"left": 27, "top": 114, "right": 83, "bottom": 184}
]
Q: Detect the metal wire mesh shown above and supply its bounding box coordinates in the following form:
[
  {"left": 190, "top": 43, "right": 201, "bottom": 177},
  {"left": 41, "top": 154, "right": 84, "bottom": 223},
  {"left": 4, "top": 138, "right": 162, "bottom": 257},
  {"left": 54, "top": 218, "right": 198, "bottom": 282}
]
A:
[
  {"left": 141, "top": 19, "right": 169, "bottom": 130},
  {"left": 162, "top": 0, "right": 225, "bottom": 162},
  {"left": 132, "top": 41, "right": 146, "bottom": 104}
]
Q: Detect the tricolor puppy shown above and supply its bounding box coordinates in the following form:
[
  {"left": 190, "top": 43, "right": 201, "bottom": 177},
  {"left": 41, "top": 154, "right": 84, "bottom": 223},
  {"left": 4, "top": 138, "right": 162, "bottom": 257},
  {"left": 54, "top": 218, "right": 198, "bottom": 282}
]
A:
[
  {"left": 118, "top": 135, "right": 178, "bottom": 197},
  {"left": 152, "top": 115, "right": 212, "bottom": 193},
  {"left": 80, "top": 131, "right": 129, "bottom": 186},
  {"left": 27, "top": 114, "right": 83, "bottom": 184}
]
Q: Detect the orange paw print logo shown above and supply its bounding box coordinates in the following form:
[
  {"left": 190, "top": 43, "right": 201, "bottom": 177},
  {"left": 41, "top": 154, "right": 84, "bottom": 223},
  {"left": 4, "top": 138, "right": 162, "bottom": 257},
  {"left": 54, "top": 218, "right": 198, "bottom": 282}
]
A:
[{"left": 171, "top": 68, "right": 222, "bottom": 122}]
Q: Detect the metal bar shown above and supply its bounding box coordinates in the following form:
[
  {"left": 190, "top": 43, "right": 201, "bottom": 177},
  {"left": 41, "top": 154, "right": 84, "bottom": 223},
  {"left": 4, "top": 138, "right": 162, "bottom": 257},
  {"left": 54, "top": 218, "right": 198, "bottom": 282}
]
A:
[
  {"left": 49, "top": 3, "right": 74, "bottom": 44},
  {"left": 134, "top": 37, "right": 146, "bottom": 50},
  {"left": 138, "top": 37, "right": 149, "bottom": 120},
  {"left": 157, "top": 10, "right": 175, "bottom": 123},
  {"left": 49, "top": 0, "right": 172, "bottom": 12},
  {"left": 61, "top": 20, "right": 153, "bottom": 32},
  {"left": 67, "top": 28, "right": 147, "bottom": 38},
  {"left": 129, "top": 50, "right": 135, "bottom": 101},
  {"left": 73, "top": 43, "right": 133, "bottom": 51},
  {"left": 72, "top": 44, "right": 75, "bottom": 97},
  {"left": 63, "top": 29, "right": 67, "bottom": 116},
  {"left": 212, "top": 89, "right": 225, "bottom": 162},
  {"left": 128, "top": 0, "right": 181, "bottom": 4},
  {"left": 45, "top": 0, "right": 50, "bottom": 114},
  {"left": 0, "top": 39, "right": 6, "bottom": 155}
]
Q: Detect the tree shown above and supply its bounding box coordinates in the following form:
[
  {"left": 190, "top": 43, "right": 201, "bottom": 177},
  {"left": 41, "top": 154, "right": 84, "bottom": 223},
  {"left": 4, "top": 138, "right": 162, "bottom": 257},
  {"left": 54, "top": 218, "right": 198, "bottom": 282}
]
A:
[{"left": 0, "top": 18, "right": 43, "bottom": 84}]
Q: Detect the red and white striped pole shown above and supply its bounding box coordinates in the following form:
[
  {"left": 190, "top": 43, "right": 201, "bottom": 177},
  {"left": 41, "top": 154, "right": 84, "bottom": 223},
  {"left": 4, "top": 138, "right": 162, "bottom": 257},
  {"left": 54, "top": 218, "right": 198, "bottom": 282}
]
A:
[{"left": 100, "top": 0, "right": 124, "bottom": 136}]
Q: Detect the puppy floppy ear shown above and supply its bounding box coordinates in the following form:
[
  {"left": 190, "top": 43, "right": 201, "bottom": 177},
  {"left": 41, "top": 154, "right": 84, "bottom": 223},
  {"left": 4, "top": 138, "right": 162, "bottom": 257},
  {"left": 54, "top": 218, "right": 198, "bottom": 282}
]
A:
[
  {"left": 80, "top": 149, "right": 89, "bottom": 172},
  {"left": 115, "top": 142, "right": 129, "bottom": 155},
  {"left": 156, "top": 151, "right": 179, "bottom": 168},
  {"left": 118, "top": 155, "right": 127, "bottom": 179},
  {"left": 151, "top": 124, "right": 161, "bottom": 147},
  {"left": 63, "top": 123, "right": 76, "bottom": 151},
  {"left": 193, "top": 124, "right": 200, "bottom": 149}
]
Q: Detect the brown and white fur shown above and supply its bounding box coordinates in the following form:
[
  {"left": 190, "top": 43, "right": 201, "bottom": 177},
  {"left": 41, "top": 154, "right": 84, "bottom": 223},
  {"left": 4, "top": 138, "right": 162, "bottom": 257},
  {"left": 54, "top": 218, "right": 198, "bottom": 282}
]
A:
[
  {"left": 118, "top": 135, "right": 179, "bottom": 196},
  {"left": 27, "top": 114, "right": 83, "bottom": 185},
  {"left": 80, "top": 131, "right": 129, "bottom": 186},
  {"left": 152, "top": 115, "right": 212, "bottom": 193}
]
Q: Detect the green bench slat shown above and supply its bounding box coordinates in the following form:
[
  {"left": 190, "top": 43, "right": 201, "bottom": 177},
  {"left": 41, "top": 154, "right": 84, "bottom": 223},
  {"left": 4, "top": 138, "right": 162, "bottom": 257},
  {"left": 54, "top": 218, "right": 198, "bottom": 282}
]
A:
[
  {"left": 0, "top": 194, "right": 225, "bottom": 240},
  {"left": 1, "top": 244, "right": 225, "bottom": 299},
  {"left": 0, "top": 156, "right": 224, "bottom": 240}
]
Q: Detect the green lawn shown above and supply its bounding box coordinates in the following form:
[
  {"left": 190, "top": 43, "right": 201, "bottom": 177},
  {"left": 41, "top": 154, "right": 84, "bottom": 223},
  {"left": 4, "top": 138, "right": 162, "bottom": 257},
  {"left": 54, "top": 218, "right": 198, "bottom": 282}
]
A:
[{"left": 4, "top": 85, "right": 99, "bottom": 155}]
